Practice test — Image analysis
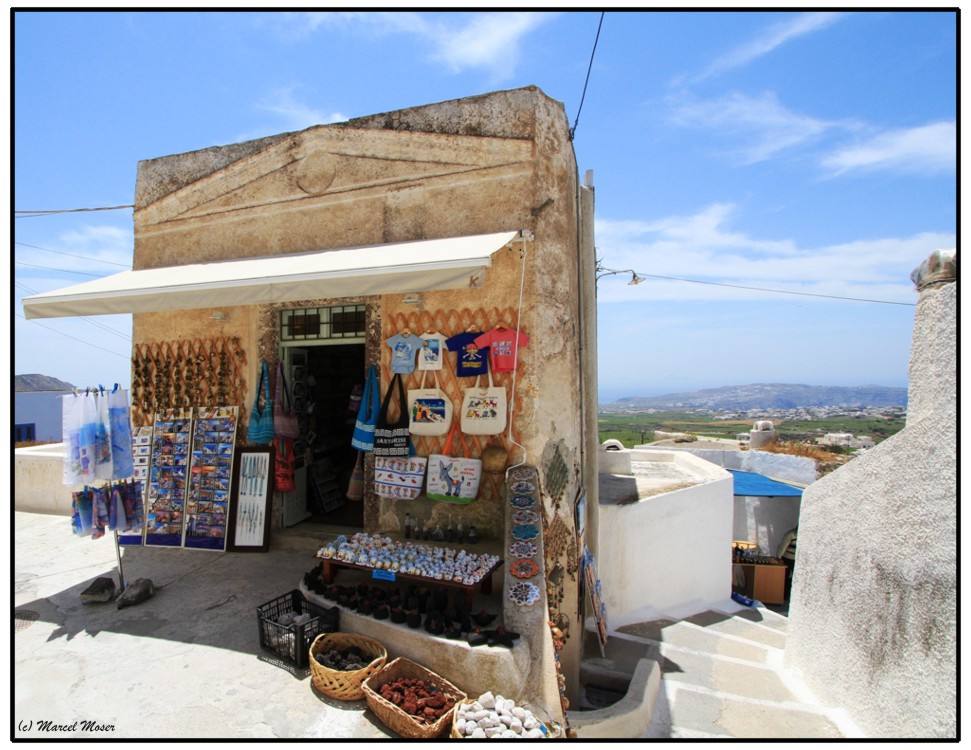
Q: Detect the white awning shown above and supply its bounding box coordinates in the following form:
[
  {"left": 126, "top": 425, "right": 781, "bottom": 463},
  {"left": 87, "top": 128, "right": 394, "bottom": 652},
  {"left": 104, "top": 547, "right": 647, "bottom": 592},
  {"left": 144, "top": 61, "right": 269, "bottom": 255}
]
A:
[{"left": 22, "top": 231, "right": 520, "bottom": 319}]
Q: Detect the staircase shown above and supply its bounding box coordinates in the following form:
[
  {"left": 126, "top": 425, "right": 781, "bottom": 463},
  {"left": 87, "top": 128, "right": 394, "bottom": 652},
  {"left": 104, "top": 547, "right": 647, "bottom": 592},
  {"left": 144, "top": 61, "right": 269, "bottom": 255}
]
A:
[{"left": 574, "top": 605, "right": 863, "bottom": 739}]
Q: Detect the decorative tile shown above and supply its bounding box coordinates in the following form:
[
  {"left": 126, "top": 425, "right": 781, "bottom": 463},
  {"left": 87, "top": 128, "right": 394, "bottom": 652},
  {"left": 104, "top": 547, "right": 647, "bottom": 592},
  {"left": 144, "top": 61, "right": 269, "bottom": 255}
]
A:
[
  {"left": 512, "top": 509, "right": 539, "bottom": 526},
  {"left": 508, "top": 581, "right": 541, "bottom": 606},
  {"left": 510, "top": 558, "right": 540, "bottom": 579},
  {"left": 512, "top": 524, "right": 539, "bottom": 540},
  {"left": 509, "top": 495, "right": 535, "bottom": 508},
  {"left": 511, "top": 481, "right": 535, "bottom": 494},
  {"left": 509, "top": 540, "right": 538, "bottom": 559}
]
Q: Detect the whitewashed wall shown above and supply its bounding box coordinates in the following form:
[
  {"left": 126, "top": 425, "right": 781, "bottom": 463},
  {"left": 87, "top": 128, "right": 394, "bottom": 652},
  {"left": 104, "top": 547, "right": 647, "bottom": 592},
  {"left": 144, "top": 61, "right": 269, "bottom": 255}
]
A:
[{"left": 597, "top": 452, "right": 734, "bottom": 625}]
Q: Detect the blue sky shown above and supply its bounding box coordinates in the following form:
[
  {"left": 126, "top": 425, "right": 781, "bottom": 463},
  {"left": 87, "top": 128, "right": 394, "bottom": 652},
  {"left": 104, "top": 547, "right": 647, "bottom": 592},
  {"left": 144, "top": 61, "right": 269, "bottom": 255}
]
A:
[{"left": 11, "top": 9, "right": 957, "bottom": 402}]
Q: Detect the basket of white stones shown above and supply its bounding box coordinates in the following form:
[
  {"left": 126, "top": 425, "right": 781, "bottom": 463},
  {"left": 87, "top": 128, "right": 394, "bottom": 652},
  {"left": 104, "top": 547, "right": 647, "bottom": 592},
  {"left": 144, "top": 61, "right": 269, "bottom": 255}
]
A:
[{"left": 450, "top": 691, "right": 548, "bottom": 739}]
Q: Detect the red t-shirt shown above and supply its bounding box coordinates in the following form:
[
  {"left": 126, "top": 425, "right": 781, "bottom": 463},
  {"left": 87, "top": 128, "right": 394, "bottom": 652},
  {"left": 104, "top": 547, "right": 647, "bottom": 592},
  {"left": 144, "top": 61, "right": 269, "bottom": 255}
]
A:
[{"left": 473, "top": 328, "right": 529, "bottom": 373}]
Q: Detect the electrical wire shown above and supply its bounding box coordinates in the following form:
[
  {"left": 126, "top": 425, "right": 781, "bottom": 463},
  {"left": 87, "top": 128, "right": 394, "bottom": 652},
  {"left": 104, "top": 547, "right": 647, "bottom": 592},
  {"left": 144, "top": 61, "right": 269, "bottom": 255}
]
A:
[
  {"left": 569, "top": 11, "right": 605, "bottom": 141},
  {"left": 15, "top": 204, "right": 134, "bottom": 218},
  {"left": 15, "top": 281, "right": 131, "bottom": 341},
  {"left": 15, "top": 313, "right": 131, "bottom": 360},
  {"left": 596, "top": 264, "right": 916, "bottom": 306},
  {"left": 16, "top": 241, "right": 131, "bottom": 268},
  {"left": 505, "top": 232, "right": 530, "bottom": 475},
  {"left": 15, "top": 260, "right": 111, "bottom": 278}
]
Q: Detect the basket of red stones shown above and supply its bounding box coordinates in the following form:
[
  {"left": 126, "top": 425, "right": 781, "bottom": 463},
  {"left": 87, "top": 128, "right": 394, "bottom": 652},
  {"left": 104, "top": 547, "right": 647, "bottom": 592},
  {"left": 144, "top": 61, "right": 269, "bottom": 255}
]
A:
[{"left": 362, "top": 657, "right": 467, "bottom": 738}]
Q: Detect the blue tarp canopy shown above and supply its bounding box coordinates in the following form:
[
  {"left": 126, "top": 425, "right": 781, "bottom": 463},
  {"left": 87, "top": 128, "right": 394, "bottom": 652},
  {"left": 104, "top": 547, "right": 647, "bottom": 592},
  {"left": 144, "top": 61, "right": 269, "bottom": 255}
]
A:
[{"left": 728, "top": 470, "right": 803, "bottom": 497}]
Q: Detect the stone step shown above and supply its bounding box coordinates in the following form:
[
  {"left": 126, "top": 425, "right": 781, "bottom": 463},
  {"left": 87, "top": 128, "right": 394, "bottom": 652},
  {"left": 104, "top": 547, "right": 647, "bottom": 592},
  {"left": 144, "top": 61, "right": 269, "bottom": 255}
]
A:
[
  {"left": 614, "top": 618, "right": 774, "bottom": 666},
  {"left": 653, "top": 642, "right": 794, "bottom": 702},
  {"left": 645, "top": 684, "right": 845, "bottom": 739}
]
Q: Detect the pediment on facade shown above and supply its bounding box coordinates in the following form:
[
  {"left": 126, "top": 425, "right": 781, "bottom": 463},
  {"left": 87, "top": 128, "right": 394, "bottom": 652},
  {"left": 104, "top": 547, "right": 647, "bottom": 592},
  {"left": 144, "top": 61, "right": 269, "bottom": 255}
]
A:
[{"left": 137, "top": 126, "right": 533, "bottom": 227}]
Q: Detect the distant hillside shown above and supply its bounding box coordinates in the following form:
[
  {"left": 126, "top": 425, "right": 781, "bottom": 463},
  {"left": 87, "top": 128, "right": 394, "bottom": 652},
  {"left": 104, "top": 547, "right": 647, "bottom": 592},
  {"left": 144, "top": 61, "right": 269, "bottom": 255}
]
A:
[
  {"left": 604, "top": 383, "right": 907, "bottom": 410},
  {"left": 16, "top": 374, "right": 75, "bottom": 392}
]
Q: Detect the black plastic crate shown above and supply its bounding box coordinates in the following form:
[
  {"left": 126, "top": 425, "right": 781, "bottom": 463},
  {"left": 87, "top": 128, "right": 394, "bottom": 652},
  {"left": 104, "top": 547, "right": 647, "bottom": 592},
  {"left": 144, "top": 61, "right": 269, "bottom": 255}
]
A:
[{"left": 257, "top": 589, "right": 339, "bottom": 669}]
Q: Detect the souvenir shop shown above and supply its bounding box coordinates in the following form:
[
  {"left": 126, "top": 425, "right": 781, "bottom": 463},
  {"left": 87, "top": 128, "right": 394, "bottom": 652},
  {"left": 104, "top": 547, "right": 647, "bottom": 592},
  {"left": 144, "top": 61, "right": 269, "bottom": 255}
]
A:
[{"left": 23, "top": 86, "right": 598, "bottom": 732}]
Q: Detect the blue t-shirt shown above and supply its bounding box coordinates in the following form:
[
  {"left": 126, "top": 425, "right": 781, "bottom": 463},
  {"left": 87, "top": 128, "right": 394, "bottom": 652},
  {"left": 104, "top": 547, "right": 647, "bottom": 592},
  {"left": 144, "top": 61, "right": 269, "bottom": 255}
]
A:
[
  {"left": 386, "top": 333, "right": 422, "bottom": 374},
  {"left": 445, "top": 331, "right": 489, "bottom": 378}
]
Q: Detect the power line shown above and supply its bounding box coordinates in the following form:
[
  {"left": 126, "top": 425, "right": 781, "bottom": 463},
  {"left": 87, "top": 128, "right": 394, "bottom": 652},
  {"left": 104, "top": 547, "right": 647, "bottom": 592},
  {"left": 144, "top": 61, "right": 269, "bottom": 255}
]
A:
[
  {"left": 596, "top": 263, "right": 916, "bottom": 306},
  {"left": 15, "top": 281, "right": 132, "bottom": 341},
  {"left": 15, "top": 204, "right": 134, "bottom": 218},
  {"left": 15, "top": 260, "right": 111, "bottom": 278},
  {"left": 15, "top": 241, "right": 131, "bottom": 268},
  {"left": 570, "top": 11, "right": 605, "bottom": 141},
  {"left": 15, "top": 313, "right": 131, "bottom": 360}
]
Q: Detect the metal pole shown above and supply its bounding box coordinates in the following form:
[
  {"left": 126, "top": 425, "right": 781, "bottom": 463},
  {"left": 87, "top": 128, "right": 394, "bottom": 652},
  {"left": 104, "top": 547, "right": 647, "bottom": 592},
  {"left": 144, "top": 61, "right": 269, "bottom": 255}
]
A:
[{"left": 113, "top": 530, "right": 127, "bottom": 593}]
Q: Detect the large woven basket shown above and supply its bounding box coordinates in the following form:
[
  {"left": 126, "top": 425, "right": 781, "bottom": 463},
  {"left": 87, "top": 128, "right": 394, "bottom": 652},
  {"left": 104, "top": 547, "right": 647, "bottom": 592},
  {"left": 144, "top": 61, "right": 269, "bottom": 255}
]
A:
[
  {"left": 449, "top": 698, "right": 549, "bottom": 739},
  {"left": 309, "top": 632, "right": 388, "bottom": 701},
  {"left": 362, "top": 657, "right": 467, "bottom": 739}
]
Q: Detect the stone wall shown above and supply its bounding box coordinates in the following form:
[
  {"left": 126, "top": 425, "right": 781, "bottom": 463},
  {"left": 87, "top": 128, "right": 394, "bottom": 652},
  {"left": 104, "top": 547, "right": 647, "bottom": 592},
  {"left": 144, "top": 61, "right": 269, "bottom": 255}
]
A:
[{"left": 784, "top": 254, "right": 957, "bottom": 738}]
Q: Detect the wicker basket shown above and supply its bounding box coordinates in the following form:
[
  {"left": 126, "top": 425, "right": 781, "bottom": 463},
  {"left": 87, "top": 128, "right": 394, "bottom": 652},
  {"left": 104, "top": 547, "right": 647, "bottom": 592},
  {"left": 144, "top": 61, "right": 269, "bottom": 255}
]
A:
[
  {"left": 308, "top": 632, "right": 388, "bottom": 701},
  {"left": 449, "top": 697, "right": 550, "bottom": 739},
  {"left": 362, "top": 657, "right": 467, "bottom": 739}
]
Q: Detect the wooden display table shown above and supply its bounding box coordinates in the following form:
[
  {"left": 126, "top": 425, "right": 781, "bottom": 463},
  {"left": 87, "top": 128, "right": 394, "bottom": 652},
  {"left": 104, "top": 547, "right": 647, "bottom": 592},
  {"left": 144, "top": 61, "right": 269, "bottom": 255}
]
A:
[
  {"left": 733, "top": 558, "right": 787, "bottom": 605},
  {"left": 315, "top": 535, "right": 503, "bottom": 610}
]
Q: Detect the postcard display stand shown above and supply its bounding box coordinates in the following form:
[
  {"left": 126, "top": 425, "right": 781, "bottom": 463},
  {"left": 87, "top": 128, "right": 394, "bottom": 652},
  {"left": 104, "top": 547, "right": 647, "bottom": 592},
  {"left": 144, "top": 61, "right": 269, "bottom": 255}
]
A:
[{"left": 144, "top": 406, "right": 238, "bottom": 551}]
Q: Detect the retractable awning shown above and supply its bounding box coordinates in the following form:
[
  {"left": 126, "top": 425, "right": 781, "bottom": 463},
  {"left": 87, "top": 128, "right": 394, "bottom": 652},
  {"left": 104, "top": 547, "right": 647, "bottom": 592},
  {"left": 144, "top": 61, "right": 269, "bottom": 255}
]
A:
[{"left": 22, "top": 230, "right": 521, "bottom": 319}]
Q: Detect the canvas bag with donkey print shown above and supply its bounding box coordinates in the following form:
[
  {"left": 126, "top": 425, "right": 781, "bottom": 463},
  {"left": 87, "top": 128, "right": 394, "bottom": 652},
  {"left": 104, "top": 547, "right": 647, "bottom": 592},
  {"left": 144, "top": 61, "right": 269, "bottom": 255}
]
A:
[{"left": 426, "top": 424, "right": 481, "bottom": 504}]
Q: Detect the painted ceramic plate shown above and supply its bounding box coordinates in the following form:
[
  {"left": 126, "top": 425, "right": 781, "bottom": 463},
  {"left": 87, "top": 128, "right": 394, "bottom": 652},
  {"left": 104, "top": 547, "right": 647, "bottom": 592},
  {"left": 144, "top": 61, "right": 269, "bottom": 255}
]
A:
[
  {"left": 510, "top": 558, "right": 540, "bottom": 579},
  {"left": 511, "top": 481, "right": 535, "bottom": 494},
  {"left": 510, "top": 495, "right": 535, "bottom": 508},
  {"left": 512, "top": 524, "right": 539, "bottom": 540},
  {"left": 508, "top": 581, "right": 540, "bottom": 606},
  {"left": 512, "top": 509, "right": 539, "bottom": 525},
  {"left": 509, "top": 540, "right": 538, "bottom": 559},
  {"left": 508, "top": 468, "right": 533, "bottom": 483}
]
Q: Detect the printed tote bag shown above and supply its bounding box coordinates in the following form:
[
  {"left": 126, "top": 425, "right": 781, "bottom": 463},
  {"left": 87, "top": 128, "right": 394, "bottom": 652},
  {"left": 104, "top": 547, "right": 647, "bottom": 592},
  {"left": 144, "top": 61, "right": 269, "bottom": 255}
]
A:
[
  {"left": 460, "top": 370, "right": 507, "bottom": 436},
  {"left": 407, "top": 369, "right": 453, "bottom": 437},
  {"left": 373, "top": 373, "right": 410, "bottom": 457},
  {"left": 426, "top": 424, "right": 481, "bottom": 504},
  {"left": 374, "top": 453, "right": 428, "bottom": 500},
  {"left": 247, "top": 360, "right": 275, "bottom": 444},
  {"left": 351, "top": 365, "right": 380, "bottom": 452},
  {"left": 273, "top": 361, "right": 300, "bottom": 439}
]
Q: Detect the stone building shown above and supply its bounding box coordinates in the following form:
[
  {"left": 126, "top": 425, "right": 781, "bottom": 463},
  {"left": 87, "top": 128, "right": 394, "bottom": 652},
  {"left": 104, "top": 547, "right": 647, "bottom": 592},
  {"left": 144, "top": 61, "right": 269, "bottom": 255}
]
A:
[{"left": 23, "top": 86, "right": 600, "bottom": 728}]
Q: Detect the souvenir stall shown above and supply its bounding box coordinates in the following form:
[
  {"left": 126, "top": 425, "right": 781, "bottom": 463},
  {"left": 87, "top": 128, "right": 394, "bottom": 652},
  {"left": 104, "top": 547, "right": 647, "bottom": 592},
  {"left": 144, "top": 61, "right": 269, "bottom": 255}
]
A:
[{"left": 25, "top": 87, "right": 595, "bottom": 734}]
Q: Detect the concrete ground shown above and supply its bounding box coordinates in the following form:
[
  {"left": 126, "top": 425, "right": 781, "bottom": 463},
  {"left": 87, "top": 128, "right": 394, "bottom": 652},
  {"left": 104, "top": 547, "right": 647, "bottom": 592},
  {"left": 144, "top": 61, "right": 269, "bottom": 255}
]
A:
[{"left": 13, "top": 510, "right": 396, "bottom": 740}]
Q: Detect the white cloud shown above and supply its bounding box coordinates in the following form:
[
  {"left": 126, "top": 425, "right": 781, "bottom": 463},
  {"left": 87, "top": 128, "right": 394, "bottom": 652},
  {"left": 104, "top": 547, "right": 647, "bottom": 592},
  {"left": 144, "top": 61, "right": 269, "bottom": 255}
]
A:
[
  {"left": 690, "top": 11, "right": 846, "bottom": 83},
  {"left": 595, "top": 204, "right": 950, "bottom": 304},
  {"left": 821, "top": 121, "right": 956, "bottom": 176},
  {"left": 257, "top": 86, "right": 347, "bottom": 131},
  {"left": 667, "top": 91, "right": 853, "bottom": 164},
  {"left": 16, "top": 224, "right": 134, "bottom": 279},
  {"left": 279, "top": 11, "right": 554, "bottom": 79}
]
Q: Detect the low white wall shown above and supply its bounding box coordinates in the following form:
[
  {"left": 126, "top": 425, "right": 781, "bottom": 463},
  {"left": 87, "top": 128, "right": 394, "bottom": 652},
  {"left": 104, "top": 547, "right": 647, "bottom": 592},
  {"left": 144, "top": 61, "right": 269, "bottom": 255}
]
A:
[
  {"left": 598, "top": 454, "right": 733, "bottom": 625},
  {"left": 647, "top": 447, "right": 817, "bottom": 487},
  {"left": 732, "top": 494, "right": 801, "bottom": 554},
  {"left": 15, "top": 444, "right": 74, "bottom": 516}
]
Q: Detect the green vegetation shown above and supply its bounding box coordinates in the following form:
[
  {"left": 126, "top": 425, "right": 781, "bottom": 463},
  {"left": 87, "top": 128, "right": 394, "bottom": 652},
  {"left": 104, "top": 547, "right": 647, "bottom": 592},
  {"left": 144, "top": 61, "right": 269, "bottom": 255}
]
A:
[{"left": 598, "top": 410, "right": 905, "bottom": 449}]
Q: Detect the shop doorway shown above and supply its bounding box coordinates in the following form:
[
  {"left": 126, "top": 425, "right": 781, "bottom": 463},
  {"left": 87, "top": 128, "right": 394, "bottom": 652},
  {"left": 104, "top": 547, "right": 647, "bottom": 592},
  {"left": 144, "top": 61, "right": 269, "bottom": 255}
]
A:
[{"left": 279, "top": 305, "right": 368, "bottom": 529}]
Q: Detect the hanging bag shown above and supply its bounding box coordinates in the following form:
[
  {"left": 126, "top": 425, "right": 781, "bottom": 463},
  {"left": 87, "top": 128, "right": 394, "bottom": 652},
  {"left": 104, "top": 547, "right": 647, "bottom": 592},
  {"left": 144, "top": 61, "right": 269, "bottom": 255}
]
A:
[
  {"left": 374, "top": 446, "right": 428, "bottom": 501},
  {"left": 373, "top": 373, "right": 410, "bottom": 457},
  {"left": 273, "top": 361, "right": 300, "bottom": 439},
  {"left": 247, "top": 360, "right": 275, "bottom": 444},
  {"left": 346, "top": 451, "right": 365, "bottom": 501},
  {"left": 274, "top": 436, "right": 296, "bottom": 493},
  {"left": 407, "top": 369, "right": 453, "bottom": 437},
  {"left": 426, "top": 424, "right": 482, "bottom": 504},
  {"left": 351, "top": 365, "right": 380, "bottom": 452},
  {"left": 460, "top": 370, "right": 507, "bottom": 436}
]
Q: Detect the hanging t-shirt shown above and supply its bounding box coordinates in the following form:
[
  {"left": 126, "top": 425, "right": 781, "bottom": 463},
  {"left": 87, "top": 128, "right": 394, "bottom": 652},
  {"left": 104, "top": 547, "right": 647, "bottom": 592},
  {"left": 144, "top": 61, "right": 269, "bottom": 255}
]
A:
[
  {"left": 386, "top": 333, "right": 422, "bottom": 374},
  {"left": 417, "top": 332, "right": 448, "bottom": 371},
  {"left": 445, "top": 331, "right": 490, "bottom": 378},
  {"left": 474, "top": 327, "right": 530, "bottom": 373}
]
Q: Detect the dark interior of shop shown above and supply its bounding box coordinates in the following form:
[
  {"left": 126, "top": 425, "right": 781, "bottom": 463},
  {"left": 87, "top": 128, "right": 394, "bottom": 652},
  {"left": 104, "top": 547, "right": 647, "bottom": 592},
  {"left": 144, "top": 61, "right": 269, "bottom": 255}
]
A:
[{"left": 301, "top": 343, "right": 365, "bottom": 528}]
